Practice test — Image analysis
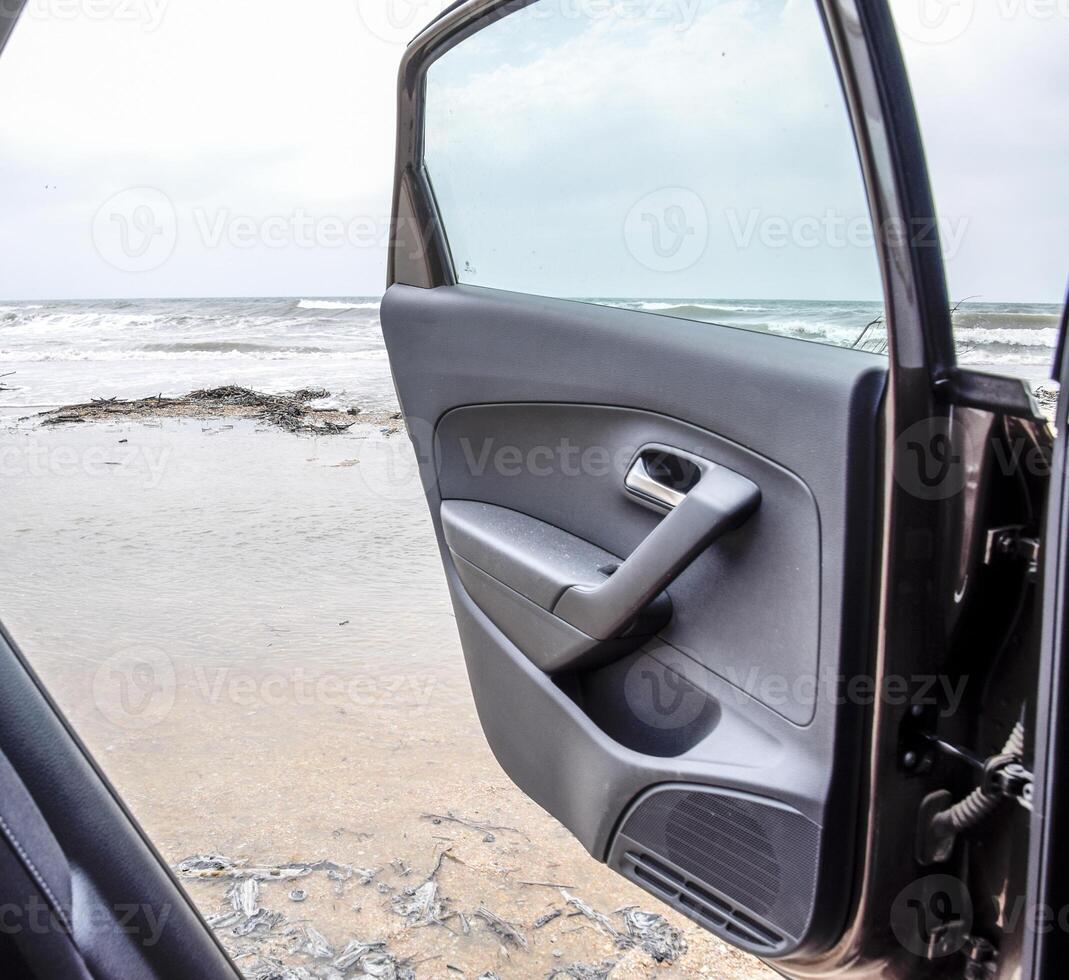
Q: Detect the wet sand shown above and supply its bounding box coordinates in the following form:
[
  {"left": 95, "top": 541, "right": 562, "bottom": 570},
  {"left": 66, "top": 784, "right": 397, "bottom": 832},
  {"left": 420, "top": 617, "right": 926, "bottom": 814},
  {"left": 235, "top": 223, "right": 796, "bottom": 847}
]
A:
[{"left": 0, "top": 410, "right": 772, "bottom": 979}]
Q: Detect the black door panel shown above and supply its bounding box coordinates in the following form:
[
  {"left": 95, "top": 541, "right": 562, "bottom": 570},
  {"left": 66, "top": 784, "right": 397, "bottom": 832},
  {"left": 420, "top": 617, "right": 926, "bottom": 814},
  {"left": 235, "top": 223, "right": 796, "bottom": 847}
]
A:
[
  {"left": 381, "top": 283, "right": 886, "bottom": 955},
  {"left": 436, "top": 402, "right": 823, "bottom": 722}
]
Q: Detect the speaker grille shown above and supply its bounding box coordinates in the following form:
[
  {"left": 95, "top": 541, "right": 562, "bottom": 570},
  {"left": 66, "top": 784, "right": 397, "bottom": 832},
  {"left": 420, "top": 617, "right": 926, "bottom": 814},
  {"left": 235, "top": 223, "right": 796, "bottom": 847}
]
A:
[
  {"left": 620, "top": 850, "right": 787, "bottom": 952},
  {"left": 613, "top": 787, "right": 821, "bottom": 951}
]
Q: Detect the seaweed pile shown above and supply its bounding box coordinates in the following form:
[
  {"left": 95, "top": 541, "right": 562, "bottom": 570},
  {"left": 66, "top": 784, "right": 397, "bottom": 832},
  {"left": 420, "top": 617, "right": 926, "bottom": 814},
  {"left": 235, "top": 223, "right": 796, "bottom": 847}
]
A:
[{"left": 37, "top": 386, "right": 403, "bottom": 435}]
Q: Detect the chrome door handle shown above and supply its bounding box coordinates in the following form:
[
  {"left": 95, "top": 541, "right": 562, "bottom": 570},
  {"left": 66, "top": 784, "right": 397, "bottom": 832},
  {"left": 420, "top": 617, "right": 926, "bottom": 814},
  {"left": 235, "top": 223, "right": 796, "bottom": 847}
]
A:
[{"left": 625, "top": 456, "right": 688, "bottom": 509}]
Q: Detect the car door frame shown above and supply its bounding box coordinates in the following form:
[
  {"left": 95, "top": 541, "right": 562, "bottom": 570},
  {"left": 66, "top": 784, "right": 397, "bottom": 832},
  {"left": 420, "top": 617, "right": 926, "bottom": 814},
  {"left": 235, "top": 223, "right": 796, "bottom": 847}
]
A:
[{"left": 1024, "top": 298, "right": 1069, "bottom": 977}]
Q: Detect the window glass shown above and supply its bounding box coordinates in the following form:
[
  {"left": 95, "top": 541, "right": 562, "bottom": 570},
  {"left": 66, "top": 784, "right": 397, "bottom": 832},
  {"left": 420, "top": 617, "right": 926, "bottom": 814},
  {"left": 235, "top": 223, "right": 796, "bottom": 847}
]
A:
[
  {"left": 890, "top": 0, "right": 1068, "bottom": 385},
  {"left": 425, "top": 0, "right": 886, "bottom": 351}
]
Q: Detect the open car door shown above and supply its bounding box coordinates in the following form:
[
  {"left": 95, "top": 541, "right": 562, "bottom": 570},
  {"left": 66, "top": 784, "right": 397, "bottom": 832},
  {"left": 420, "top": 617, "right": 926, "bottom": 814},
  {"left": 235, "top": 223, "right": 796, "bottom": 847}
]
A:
[{"left": 381, "top": 0, "right": 1058, "bottom": 976}]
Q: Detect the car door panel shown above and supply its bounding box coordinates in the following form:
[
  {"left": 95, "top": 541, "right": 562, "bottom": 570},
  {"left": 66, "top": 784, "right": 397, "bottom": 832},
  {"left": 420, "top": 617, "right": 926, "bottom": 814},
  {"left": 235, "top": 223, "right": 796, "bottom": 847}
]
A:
[
  {"left": 389, "top": 0, "right": 968, "bottom": 970},
  {"left": 380, "top": 282, "right": 886, "bottom": 955},
  {"left": 435, "top": 402, "right": 823, "bottom": 720}
]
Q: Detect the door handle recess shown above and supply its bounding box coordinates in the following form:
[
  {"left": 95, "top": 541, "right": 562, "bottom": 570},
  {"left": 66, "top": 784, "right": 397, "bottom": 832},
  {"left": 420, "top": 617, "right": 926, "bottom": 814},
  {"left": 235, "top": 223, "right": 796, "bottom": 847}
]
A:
[{"left": 553, "top": 447, "right": 760, "bottom": 641}]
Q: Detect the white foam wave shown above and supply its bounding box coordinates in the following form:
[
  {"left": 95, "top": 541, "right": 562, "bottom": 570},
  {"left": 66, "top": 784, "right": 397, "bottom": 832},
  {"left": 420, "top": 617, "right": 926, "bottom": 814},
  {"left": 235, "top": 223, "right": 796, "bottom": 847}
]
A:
[
  {"left": 0, "top": 312, "right": 165, "bottom": 334},
  {"left": 297, "top": 299, "right": 380, "bottom": 311},
  {"left": 765, "top": 319, "right": 872, "bottom": 344},
  {"left": 765, "top": 321, "right": 1057, "bottom": 351},
  {"left": 953, "top": 326, "right": 1059, "bottom": 348},
  {"left": 633, "top": 301, "right": 766, "bottom": 313},
  {"left": 0, "top": 347, "right": 388, "bottom": 363}
]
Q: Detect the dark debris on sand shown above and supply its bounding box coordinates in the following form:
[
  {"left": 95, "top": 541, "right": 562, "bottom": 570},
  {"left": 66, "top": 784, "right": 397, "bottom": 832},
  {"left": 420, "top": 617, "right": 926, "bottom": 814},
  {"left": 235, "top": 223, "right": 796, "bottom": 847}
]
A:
[
  {"left": 548, "top": 963, "right": 617, "bottom": 980},
  {"left": 36, "top": 386, "right": 403, "bottom": 435}
]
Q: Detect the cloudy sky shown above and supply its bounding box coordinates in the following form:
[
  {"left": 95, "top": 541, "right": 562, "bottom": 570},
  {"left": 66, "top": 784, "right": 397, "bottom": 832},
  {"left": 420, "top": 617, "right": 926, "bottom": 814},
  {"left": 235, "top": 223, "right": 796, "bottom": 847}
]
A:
[{"left": 0, "top": 0, "right": 1064, "bottom": 302}]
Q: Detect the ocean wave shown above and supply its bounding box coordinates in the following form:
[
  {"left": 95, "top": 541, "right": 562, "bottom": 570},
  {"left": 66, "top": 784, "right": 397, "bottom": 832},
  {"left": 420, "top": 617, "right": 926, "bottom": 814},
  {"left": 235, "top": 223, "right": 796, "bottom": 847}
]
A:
[
  {"left": 953, "top": 326, "right": 1059, "bottom": 349},
  {"left": 634, "top": 301, "right": 767, "bottom": 315},
  {"left": 0, "top": 312, "right": 166, "bottom": 333},
  {"left": 621, "top": 302, "right": 767, "bottom": 320},
  {"left": 953, "top": 311, "right": 1061, "bottom": 329},
  {"left": 763, "top": 319, "right": 876, "bottom": 345},
  {"left": 297, "top": 299, "right": 381, "bottom": 311},
  {"left": 1, "top": 347, "right": 388, "bottom": 363},
  {"left": 959, "top": 349, "right": 1059, "bottom": 367},
  {"left": 139, "top": 341, "right": 330, "bottom": 354},
  {"left": 763, "top": 319, "right": 1056, "bottom": 352}
]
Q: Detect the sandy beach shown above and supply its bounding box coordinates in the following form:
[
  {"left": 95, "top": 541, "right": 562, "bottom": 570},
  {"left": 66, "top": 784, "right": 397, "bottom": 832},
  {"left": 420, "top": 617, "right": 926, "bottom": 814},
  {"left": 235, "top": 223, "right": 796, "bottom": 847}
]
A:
[{"left": 0, "top": 406, "right": 773, "bottom": 979}]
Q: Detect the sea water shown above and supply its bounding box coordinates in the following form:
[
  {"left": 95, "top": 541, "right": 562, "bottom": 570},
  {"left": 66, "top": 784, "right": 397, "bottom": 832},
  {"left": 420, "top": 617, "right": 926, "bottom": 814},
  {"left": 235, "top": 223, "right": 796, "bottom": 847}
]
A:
[{"left": 1, "top": 296, "right": 1060, "bottom": 410}]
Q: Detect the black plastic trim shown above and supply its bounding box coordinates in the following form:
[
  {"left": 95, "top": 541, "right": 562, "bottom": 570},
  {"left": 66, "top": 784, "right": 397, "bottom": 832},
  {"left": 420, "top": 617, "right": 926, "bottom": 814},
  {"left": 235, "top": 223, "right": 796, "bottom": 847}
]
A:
[{"left": 935, "top": 368, "right": 1044, "bottom": 421}]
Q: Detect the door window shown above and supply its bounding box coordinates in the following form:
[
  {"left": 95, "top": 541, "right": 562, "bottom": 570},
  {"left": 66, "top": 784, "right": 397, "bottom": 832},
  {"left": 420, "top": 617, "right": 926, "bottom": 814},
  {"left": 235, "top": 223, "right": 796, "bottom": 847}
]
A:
[{"left": 424, "top": 0, "right": 886, "bottom": 352}]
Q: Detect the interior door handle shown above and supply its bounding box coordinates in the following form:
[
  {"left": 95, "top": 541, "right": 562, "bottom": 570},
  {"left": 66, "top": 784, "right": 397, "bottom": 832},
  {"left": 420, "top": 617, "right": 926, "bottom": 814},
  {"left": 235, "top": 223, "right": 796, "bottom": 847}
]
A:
[
  {"left": 624, "top": 455, "right": 689, "bottom": 509},
  {"left": 553, "top": 447, "right": 760, "bottom": 641}
]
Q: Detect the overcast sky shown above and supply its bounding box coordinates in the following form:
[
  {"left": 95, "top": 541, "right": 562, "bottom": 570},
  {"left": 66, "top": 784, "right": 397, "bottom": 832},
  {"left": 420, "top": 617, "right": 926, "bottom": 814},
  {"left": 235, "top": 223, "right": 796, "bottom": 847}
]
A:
[{"left": 0, "top": 0, "right": 1064, "bottom": 302}]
